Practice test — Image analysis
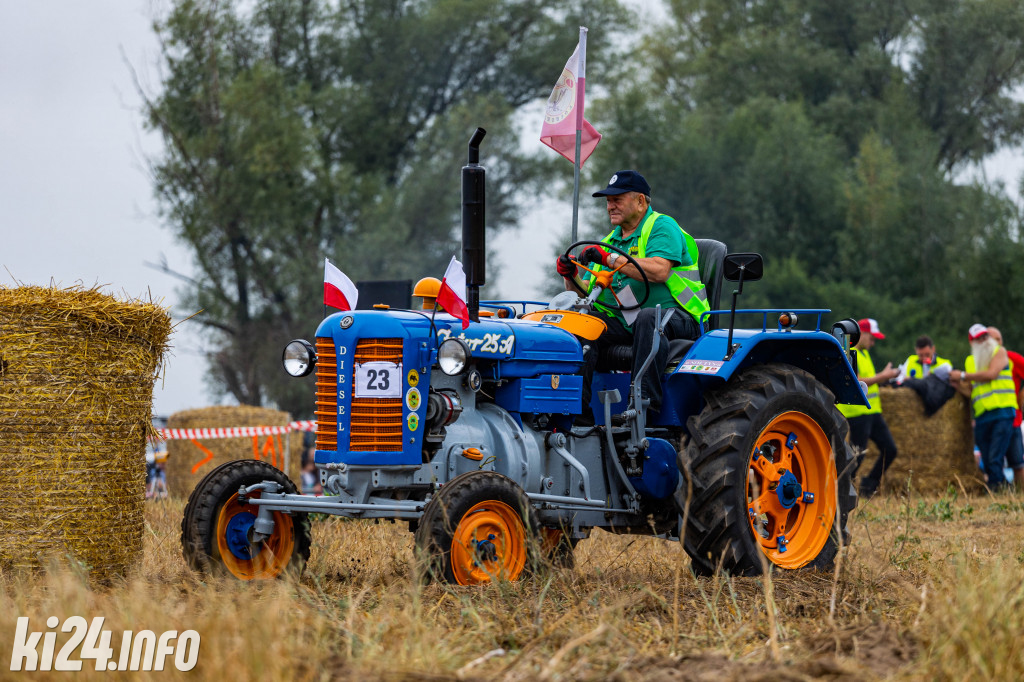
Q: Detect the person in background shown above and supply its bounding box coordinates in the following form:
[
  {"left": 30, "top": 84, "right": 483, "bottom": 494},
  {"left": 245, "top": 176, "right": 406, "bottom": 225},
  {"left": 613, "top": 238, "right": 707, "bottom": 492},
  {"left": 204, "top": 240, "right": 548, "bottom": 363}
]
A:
[
  {"left": 950, "top": 324, "right": 1017, "bottom": 491},
  {"left": 984, "top": 327, "right": 1024, "bottom": 489},
  {"left": 900, "top": 335, "right": 951, "bottom": 381},
  {"left": 300, "top": 444, "right": 321, "bottom": 494},
  {"left": 146, "top": 443, "right": 168, "bottom": 500},
  {"left": 838, "top": 318, "right": 900, "bottom": 499}
]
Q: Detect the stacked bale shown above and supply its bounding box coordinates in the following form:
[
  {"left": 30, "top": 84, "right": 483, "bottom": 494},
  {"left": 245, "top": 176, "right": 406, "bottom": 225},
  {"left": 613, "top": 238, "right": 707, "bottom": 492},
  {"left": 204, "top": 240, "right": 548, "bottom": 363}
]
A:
[
  {"left": 165, "top": 406, "right": 302, "bottom": 498},
  {"left": 858, "top": 387, "right": 982, "bottom": 495},
  {"left": 0, "top": 285, "right": 171, "bottom": 578}
]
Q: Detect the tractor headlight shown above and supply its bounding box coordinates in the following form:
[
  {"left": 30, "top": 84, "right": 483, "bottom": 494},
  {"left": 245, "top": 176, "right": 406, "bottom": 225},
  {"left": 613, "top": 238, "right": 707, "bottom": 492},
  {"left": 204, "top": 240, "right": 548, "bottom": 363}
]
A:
[
  {"left": 438, "top": 338, "right": 470, "bottom": 376},
  {"left": 282, "top": 339, "right": 316, "bottom": 377}
]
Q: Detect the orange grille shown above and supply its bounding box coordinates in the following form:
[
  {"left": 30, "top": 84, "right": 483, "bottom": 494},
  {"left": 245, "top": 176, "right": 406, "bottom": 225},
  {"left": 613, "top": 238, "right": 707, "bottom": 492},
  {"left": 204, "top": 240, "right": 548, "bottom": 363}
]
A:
[
  {"left": 354, "top": 338, "right": 404, "bottom": 363},
  {"left": 315, "top": 337, "right": 338, "bottom": 451},
  {"left": 351, "top": 338, "right": 404, "bottom": 452}
]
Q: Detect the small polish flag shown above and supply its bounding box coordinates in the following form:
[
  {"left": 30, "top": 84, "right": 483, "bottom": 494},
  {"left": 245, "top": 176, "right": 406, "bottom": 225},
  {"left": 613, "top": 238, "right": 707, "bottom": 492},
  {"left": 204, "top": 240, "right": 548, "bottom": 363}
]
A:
[
  {"left": 323, "top": 258, "right": 358, "bottom": 311},
  {"left": 436, "top": 256, "right": 470, "bottom": 330}
]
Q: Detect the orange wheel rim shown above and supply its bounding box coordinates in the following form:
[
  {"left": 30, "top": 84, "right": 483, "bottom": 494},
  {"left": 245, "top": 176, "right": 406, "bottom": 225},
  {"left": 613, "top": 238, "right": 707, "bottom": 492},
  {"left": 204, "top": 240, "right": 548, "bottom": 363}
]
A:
[
  {"left": 450, "top": 500, "right": 527, "bottom": 585},
  {"left": 215, "top": 493, "right": 296, "bottom": 580},
  {"left": 746, "top": 411, "right": 837, "bottom": 569}
]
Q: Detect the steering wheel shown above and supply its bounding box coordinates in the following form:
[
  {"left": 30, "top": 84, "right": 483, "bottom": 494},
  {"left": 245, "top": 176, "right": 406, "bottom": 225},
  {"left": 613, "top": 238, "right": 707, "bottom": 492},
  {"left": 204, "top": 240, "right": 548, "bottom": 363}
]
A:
[{"left": 562, "top": 239, "right": 650, "bottom": 311}]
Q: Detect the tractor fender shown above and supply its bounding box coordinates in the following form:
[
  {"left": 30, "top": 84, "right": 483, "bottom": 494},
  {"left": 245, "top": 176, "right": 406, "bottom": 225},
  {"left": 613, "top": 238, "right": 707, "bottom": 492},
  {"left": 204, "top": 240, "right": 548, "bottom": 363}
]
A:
[{"left": 665, "top": 328, "right": 868, "bottom": 410}]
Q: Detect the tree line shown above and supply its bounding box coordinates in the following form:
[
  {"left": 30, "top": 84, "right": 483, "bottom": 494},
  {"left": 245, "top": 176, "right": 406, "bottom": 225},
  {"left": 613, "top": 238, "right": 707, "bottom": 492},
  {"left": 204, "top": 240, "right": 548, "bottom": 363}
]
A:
[{"left": 144, "top": 0, "right": 1024, "bottom": 415}]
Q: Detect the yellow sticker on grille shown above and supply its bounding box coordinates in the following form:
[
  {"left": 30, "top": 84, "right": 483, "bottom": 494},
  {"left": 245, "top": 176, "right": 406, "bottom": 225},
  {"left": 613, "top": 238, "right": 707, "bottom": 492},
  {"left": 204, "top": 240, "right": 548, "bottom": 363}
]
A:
[{"left": 406, "top": 387, "right": 421, "bottom": 411}]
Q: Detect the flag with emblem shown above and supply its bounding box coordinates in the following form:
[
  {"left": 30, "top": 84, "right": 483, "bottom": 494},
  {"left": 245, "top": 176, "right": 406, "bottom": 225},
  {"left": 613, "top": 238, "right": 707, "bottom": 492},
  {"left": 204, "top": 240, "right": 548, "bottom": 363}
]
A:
[{"left": 540, "top": 31, "right": 601, "bottom": 165}]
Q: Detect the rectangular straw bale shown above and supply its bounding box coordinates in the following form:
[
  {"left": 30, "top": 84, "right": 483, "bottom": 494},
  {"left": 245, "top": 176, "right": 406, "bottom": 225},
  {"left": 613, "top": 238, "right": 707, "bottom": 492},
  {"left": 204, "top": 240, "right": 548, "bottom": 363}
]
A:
[
  {"left": 165, "top": 405, "right": 300, "bottom": 498},
  {"left": 0, "top": 285, "right": 171, "bottom": 579},
  {"left": 858, "top": 387, "right": 982, "bottom": 495}
]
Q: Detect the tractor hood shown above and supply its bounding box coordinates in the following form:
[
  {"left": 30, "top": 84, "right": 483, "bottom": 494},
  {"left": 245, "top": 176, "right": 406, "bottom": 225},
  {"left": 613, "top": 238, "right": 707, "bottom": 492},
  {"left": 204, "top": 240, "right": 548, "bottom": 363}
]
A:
[{"left": 315, "top": 309, "right": 584, "bottom": 379}]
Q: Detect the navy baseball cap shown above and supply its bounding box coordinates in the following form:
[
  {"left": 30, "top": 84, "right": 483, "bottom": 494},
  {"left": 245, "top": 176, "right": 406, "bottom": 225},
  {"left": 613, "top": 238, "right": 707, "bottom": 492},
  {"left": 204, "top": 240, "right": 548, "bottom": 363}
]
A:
[{"left": 593, "top": 170, "right": 651, "bottom": 197}]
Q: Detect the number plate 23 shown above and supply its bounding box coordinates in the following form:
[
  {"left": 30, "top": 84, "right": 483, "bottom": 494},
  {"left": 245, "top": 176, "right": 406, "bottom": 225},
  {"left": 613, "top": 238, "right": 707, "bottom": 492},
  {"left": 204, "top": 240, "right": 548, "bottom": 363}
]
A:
[{"left": 354, "top": 361, "right": 402, "bottom": 398}]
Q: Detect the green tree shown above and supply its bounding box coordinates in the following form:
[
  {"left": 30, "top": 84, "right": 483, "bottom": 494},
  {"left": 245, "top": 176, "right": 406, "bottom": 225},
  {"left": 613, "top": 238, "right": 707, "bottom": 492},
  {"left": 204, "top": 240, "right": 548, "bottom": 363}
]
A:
[
  {"left": 911, "top": 0, "right": 1024, "bottom": 171},
  {"left": 143, "top": 0, "right": 627, "bottom": 415}
]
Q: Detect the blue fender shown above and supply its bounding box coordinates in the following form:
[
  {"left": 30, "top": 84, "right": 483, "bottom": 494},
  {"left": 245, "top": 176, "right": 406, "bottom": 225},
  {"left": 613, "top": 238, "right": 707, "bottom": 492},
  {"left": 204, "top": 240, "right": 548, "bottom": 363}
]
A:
[{"left": 657, "top": 326, "right": 868, "bottom": 428}]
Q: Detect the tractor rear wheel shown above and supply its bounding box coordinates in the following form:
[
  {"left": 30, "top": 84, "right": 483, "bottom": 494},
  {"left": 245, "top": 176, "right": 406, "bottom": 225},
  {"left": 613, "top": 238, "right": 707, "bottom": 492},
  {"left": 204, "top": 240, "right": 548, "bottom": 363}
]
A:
[
  {"left": 677, "top": 364, "right": 857, "bottom": 575},
  {"left": 415, "top": 471, "right": 539, "bottom": 585},
  {"left": 181, "top": 460, "right": 311, "bottom": 580}
]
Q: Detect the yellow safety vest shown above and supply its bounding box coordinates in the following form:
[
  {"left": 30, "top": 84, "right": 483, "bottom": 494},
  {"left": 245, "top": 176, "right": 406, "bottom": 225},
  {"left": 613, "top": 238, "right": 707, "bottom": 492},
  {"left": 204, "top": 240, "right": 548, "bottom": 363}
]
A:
[
  {"left": 838, "top": 348, "right": 882, "bottom": 418},
  {"left": 965, "top": 349, "right": 1016, "bottom": 418},
  {"left": 904, "top": 354, "right": 951, "bottom": 379},
  {"left": 587, "top": 211, "right": 710, "bottom": 321}
]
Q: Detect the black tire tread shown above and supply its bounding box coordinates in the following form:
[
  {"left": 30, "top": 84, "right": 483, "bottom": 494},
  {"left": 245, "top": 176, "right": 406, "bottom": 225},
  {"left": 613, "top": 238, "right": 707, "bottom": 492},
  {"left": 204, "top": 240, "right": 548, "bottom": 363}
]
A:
[
  {"left": 414, "top": 470, "right": 541, "bottom": 584},
  {"left": 181, "top": 459, "right": 311, "bottom": 579},
  {"left": 676, "top": 364, "right": 857, "bottom": 576}
]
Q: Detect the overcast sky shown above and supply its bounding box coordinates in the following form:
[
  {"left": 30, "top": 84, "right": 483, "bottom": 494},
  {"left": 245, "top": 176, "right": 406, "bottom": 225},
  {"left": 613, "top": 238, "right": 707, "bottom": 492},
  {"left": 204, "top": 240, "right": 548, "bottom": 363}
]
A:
[
  {"left": 0, "top": 1, "right": 572, "bottom": 418},
  {"left": 0, "top": 2, "right": 207, "bottom": 418},
  {"left": 2, "top": 2, "right": 1021, "bottom": 419}
]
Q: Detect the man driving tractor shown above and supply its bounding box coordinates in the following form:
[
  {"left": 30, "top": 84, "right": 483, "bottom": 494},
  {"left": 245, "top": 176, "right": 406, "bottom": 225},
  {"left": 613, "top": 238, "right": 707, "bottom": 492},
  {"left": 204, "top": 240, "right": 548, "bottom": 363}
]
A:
[{"left": 555, "top": 170, "right": 708, "bottom": 415}]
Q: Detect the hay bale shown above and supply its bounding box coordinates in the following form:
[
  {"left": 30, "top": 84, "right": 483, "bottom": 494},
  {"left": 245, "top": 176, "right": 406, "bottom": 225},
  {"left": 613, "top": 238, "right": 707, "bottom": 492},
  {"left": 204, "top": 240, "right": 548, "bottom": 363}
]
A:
[
  {"left": 859, "top": 387, "right": 983, "bottom": 495},
  {"left": 0, "top": 285, "right": 171, "bottom": 578},
  {"left": 165, "top": 406, "right": 301, "bottom": 498}
]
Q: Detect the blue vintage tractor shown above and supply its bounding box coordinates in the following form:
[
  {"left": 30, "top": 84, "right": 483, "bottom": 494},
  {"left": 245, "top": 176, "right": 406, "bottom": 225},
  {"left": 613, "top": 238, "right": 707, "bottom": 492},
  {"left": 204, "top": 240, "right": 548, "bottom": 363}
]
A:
[{"left": 181, "top": 130, "right": 867, "bottom": 582}]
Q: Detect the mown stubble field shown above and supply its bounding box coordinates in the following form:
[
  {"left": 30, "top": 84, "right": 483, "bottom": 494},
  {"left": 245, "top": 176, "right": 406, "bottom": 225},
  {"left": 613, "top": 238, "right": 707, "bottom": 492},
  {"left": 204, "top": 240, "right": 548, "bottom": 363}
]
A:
[{"left": 2, "top": 487, "right": 1023, "bottom": 681}]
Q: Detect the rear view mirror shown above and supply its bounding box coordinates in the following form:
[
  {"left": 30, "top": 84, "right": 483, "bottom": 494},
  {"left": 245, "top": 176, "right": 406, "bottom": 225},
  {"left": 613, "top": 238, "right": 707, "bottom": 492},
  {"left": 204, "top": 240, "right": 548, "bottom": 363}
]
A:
[
  {"left": 723, "top": 253, "right": 763, "bottom": 282},
  {"left": 721, "top": 252, "right": 764, "bottom": 361}
]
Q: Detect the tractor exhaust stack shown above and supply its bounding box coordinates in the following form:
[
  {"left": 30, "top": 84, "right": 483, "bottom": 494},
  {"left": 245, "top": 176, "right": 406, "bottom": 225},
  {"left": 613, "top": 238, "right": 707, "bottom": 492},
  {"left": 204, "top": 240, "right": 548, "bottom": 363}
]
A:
[{"left": 462, "top": 128, "right": 486, "bottom": 323}]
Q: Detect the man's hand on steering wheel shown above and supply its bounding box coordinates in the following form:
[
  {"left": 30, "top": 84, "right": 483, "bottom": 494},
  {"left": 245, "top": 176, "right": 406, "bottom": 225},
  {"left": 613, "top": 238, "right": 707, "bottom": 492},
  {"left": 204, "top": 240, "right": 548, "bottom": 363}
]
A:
[
  {"left": 555, "top": 254, "right": 578, "bottom": 278},
  {"left": 555, "top": 246, "right": 611, "bottom": 280},
  {"left": 578, "top": 246, "right": 612, "bottom": 268},
  {"left": 559, "top": 240, "right": 650, "bottom": 311}
]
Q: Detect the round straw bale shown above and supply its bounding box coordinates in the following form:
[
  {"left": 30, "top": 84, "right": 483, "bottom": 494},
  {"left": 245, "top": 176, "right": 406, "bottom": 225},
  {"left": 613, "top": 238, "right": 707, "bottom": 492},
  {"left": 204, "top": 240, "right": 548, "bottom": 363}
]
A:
[
  {"left": 857, "top": 387, "right": 982, "bottom": 495},
  {"left": 165, "top": 405, "right": 300, "bottom": 498},
  {"left": 0, "top": 285, "right": 171, "bottom": 578}
]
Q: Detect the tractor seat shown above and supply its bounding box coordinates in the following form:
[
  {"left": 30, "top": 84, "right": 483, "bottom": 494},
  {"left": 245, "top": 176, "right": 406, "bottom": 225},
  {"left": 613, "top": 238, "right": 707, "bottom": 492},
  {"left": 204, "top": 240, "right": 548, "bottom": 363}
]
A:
[
  {"left": 594, "top": 238, "right": 727, "bottom": 373},
  {"left": 695, "top": 238, "right": 727, "bottom": 331},
  {"left": 597, "top": 337, "right": 694, "bottom": 372}
]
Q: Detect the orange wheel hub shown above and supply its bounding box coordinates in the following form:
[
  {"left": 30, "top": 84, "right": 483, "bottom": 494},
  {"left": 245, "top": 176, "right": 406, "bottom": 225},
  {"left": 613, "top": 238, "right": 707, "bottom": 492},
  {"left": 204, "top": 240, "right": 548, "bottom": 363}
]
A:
[
  {"left": 747, "top": 411, "right": 837, "bottom": 569},
  {"left": 215, "top": 494, "right": 296, "bottom": 580},
  {"left": 450, "top": 500, "right": 527, "bottom": 585}
]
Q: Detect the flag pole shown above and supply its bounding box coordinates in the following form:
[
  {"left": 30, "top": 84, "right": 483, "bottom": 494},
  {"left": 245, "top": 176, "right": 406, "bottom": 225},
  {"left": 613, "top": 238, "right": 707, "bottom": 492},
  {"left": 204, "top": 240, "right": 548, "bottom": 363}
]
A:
[{"left": 570, "top": 26, "right": 588, "bottom": 244}]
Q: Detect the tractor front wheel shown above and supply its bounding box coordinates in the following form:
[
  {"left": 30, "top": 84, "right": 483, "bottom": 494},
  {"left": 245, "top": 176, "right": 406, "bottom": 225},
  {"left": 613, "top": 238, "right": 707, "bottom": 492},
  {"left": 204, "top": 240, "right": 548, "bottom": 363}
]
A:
[
  {"left": 181, "top": 460, "right": 311, "bottom": 580},
  {"left": 677, "top": 364, "right": 857, "bottom": 575},
  {"left": 415, "top": 471, "right": 539, "bottom": 585}
]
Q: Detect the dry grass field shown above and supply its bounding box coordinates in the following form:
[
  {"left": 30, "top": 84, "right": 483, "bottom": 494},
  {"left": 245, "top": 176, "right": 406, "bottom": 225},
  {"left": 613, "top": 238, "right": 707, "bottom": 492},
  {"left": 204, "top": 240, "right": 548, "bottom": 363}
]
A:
[{"left": 3, "top": 486, "right": 1024, "bottom": 681}]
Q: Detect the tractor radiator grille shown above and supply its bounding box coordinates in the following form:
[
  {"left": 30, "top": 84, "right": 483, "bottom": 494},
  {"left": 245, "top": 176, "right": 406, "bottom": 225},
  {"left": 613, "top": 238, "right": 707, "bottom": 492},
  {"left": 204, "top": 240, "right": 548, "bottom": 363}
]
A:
[
  {"left": 351, "top": 338, "right": 404, "bottom": 452},
  {"left": 315, "top": 337, "right": 338, "bottom": 451}
]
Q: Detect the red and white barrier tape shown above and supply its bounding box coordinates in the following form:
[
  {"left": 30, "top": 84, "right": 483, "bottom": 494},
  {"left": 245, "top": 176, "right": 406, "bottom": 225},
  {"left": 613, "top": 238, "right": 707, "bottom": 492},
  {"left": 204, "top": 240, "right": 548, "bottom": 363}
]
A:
[{"left": 158, "top": 420, "right": 316, "bottom": 441}]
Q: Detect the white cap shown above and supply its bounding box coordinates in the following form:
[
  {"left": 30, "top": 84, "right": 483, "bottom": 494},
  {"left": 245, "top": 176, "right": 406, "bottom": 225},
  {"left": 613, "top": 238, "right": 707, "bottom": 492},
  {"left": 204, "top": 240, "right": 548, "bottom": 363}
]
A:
[{"left": 968, "top": 323, "right": 988, "bottom": 341}]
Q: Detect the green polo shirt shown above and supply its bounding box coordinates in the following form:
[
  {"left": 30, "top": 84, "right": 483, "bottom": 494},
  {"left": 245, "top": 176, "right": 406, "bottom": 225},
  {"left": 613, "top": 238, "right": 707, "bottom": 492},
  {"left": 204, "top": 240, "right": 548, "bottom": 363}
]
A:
[{"left": 584, "top": 207, "right": 691, "bottom": 328}]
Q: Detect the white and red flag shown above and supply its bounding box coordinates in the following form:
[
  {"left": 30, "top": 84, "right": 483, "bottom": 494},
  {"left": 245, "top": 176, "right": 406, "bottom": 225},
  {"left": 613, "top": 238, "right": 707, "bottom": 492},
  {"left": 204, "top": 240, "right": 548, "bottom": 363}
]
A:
[
  {"left": 540, "top": 31, "right": 601, "bottom": 165},
  {"left": 323, "top": 258, "right": 358, "bottom": 311},
  {"left": 436, "top": 256, "right": 470, "bottom": 329}
]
